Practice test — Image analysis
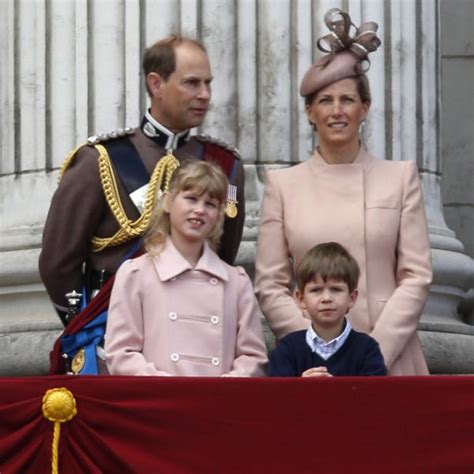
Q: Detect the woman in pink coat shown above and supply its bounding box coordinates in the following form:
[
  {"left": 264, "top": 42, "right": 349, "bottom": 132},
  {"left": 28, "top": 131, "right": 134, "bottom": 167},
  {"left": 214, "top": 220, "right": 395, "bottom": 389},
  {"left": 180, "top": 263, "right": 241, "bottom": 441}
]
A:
[
  {"left": 255, "top": 9, "right": 432, "bottom": 375},
  {"left": 105, "top": 161, "right": 268, "bottom": 376}
]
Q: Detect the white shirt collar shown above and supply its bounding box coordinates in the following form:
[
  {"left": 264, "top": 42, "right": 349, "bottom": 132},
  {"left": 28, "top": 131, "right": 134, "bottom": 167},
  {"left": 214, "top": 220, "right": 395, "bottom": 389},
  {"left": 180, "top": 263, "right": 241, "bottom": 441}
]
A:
[{"left": 305, "top": 318, "right": 352, "bottom": 360}]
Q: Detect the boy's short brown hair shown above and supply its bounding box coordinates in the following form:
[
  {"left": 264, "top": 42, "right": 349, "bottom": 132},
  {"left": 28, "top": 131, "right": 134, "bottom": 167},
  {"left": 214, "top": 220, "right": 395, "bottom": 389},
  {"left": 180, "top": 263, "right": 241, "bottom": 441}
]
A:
[{"left": 296, "top": 242, "right": 360, "bottom": 293}]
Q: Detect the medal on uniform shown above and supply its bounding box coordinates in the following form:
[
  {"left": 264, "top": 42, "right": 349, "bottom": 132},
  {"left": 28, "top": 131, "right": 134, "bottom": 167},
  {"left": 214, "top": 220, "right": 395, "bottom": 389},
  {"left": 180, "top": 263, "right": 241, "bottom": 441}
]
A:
[
  {"left": 71, "top": 348, "right": 86, "bottom": 374},
  {"left": 225, "top": 184, "right": 238, "bottom": 218}
]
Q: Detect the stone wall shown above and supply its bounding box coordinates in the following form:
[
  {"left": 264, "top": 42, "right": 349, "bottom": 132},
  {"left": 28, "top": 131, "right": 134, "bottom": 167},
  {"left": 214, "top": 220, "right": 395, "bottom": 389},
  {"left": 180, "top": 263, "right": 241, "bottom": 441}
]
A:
[
  {"left": 439, "top": 0, "right": 474, "bottom": 326},
  {"left": 440, "top": 0, "right": 474, "bottom": 259},
  {"left": 1, "top": 0, "right": 473, "bottom": 375}
]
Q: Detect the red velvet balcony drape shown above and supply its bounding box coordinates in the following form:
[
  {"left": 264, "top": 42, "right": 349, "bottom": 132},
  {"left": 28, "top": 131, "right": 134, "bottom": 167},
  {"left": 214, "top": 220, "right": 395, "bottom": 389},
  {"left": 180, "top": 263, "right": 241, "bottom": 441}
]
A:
[{"left": 0, "top": 376, "right": 473, "bottom": 474}]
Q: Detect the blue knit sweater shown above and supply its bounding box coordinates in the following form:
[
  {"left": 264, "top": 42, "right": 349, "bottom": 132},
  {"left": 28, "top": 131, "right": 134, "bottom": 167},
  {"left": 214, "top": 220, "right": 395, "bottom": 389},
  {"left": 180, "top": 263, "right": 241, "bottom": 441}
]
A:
[{"left": 268, "top": 329, "right": 387, "bottom": 377}]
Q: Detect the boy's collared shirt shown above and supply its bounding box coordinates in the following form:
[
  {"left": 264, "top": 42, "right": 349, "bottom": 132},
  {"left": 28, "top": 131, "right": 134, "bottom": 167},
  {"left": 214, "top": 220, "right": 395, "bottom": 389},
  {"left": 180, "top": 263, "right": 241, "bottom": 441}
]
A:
[{"left": 306, "top": 318, "right": 352, "bottom": 360}]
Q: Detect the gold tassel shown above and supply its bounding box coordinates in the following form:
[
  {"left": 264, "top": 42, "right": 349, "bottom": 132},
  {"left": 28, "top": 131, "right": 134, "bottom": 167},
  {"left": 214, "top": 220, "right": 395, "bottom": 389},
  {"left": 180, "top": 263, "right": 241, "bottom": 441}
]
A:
[
  {"left": 42, "top": 388, "right": 77, "bottom": 474},
  {"left": 57, "top": 143, "right": 181, "bottom": 252}
]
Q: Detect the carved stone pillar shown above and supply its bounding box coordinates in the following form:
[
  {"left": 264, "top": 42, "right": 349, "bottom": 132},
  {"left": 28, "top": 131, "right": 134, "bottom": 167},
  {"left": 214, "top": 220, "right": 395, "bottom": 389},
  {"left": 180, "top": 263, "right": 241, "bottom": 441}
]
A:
[{"left": 414, "top": 1, "right": 474, "bottom": 373}]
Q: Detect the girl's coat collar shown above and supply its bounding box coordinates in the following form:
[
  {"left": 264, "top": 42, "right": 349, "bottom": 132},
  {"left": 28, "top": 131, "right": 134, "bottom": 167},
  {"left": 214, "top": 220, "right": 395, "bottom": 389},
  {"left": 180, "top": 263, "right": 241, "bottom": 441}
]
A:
[{"left": 151, "top": 237, "right": 229, "bottom": 282}]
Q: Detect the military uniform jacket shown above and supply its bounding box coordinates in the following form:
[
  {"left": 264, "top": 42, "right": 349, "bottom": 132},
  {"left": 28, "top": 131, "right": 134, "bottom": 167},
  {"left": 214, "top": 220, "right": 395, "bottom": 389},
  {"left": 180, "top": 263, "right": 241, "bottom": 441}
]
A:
[
  {"left": 104, "top": 238, "right": 268, "bottom": 377},
  {"left": 255, "top": 147, "right": 432, "bottom": 375},
  {"left": 39, "top": 124, "right": 245, "bottom": 311}
]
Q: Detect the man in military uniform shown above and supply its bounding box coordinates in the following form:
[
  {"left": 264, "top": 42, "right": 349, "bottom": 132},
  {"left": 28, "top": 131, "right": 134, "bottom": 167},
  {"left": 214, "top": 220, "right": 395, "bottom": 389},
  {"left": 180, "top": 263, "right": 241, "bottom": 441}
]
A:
[{"left": 39, "top": 36, "right": 244, "bottom": 326}]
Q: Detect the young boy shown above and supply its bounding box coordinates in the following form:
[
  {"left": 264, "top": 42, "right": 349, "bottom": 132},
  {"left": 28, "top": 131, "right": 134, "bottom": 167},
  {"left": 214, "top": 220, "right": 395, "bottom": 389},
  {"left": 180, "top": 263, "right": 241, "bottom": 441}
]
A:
[{"left": 268, "top": 242, "right": 387, "bottom": 377}]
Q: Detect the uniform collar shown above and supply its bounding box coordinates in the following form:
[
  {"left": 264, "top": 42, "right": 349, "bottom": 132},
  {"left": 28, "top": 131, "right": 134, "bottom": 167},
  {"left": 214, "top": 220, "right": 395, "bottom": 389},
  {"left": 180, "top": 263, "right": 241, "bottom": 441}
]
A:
[
  {"left": 152, "top": 237, "right": 229, "bottom": 282},
  {"left": 141, "top": 110, "right": 191, "bottom": 150}
]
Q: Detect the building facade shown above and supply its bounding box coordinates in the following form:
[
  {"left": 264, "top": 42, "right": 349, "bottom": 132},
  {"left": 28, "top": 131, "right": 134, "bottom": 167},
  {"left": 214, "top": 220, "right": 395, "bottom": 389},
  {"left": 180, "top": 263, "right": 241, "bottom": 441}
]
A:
[{"left": 1, "top": 0, "right": 472, "bottom": 375}]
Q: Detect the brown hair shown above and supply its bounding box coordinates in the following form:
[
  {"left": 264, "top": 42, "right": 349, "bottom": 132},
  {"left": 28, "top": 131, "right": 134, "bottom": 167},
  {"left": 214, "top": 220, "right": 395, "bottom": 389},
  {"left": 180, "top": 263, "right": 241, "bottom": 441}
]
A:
[
  {"left": 142, "top": 35, "right": 207, "bottom": 95},
  {"left": 144, "top": 160, "right": 228, "bottom": 255},
  {"left": 304, "top": 74, "right": 372, "bottom": 107},
  {"left": 296, "top": 242, "right": 360, "bottom": 293}
]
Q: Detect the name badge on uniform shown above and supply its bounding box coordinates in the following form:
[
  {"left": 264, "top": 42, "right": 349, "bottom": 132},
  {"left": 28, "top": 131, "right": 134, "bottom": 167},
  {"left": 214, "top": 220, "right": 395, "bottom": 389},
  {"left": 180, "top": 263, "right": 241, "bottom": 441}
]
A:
[{"left": 225, "top": 185, "right": 238, "bottom": 218}]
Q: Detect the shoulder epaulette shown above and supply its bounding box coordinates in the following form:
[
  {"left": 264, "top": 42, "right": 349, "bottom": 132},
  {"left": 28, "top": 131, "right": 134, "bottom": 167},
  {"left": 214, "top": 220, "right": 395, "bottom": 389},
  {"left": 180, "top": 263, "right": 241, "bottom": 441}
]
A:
[
  {"left": 58, "top": 127, "right": 135, "bottom": 181},
  {"left": 87, "top": 127, "right": 135, "bottom": 146},
  {"left": 195, "top": 134, "right": 241, "bottom": 160}
]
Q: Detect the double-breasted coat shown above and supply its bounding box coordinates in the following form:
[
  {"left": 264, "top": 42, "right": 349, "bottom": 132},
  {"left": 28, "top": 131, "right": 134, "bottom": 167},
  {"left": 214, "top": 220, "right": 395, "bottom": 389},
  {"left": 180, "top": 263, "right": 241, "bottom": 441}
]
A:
[
  {"left": 105, "top": 238, "right": 268, "bottom": 376},
  {"left": 255, "top": 148, "right": 432, "bottom": 375}
]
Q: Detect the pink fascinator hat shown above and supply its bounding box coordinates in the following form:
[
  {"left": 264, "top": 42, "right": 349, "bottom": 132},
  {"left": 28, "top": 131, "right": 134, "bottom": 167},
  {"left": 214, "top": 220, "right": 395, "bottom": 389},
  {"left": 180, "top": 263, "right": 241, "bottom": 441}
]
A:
[{"left": 300, "top": 8, "right": 382, "bottom": 98}]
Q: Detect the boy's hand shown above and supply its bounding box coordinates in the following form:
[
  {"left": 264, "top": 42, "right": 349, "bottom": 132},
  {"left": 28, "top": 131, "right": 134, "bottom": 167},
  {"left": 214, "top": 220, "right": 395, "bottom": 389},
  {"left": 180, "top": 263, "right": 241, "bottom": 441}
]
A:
[{"left": 301, "top": 366, "right": 333, "bottom": 377}]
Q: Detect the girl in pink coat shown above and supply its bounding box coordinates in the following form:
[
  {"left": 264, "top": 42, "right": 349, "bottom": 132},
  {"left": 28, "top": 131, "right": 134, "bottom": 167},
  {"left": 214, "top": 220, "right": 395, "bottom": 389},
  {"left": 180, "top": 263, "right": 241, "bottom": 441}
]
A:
[{"left": 105, "top": 161, "right": 268, "bottom": 376}]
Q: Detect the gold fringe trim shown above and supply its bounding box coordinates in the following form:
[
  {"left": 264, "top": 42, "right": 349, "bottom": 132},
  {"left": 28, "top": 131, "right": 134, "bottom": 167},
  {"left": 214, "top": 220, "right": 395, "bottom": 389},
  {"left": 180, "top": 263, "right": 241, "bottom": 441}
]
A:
[
  {"left": 91, "top": 145, "right": 180, "bottom": 251},
  {"left": 58, "top": 145, "right": 85, "bottom": 182},
  {"left": 42, "top": 388, "right": 77, "bottom": 474}
]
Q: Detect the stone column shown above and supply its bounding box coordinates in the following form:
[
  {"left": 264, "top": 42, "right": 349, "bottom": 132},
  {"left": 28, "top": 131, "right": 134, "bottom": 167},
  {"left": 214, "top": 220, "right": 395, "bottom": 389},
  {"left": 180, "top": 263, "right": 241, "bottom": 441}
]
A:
[
  {"left": 1, "top": 0, "right": 64, "bottom": 375},
  {"left": 414, "top": 0, "right": 474, "bottom": 373}
]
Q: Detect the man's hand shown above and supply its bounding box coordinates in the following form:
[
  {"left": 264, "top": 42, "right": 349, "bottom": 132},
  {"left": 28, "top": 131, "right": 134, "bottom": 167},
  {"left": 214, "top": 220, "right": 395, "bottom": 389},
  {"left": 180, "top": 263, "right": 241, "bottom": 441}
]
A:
[{"left": 301, "top": 366, "right": 333, "bottom": 377}]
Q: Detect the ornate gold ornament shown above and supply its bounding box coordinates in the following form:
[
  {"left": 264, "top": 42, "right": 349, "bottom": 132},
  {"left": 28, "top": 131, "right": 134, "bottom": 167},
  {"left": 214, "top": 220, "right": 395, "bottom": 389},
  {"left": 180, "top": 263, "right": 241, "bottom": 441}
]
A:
[
  {"left": 225, "top": 201, "right": 238, "bottom": 218},
  {"left": 71, "top": 348, "right": 86, "bottom": 374},
  {"left": 42, "top": 387, "right": 78, "bottom": 474},
  {"left": 58, "top": 144, "right": 181, "bottom": 252},
  {"left": 42, "top": 387, "right": 77, "bottom": 423},
  {"left": 91, "top": 145, "right": 180, "bottom": 251}
]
